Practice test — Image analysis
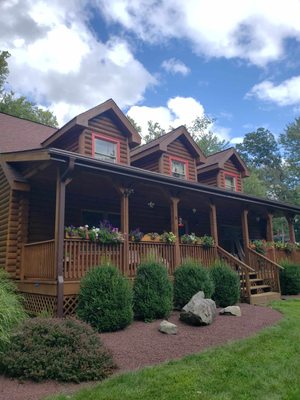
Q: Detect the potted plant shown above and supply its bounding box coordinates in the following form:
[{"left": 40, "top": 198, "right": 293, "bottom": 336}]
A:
[
  {"left": 250, "top": 239, "right": 267, "bottom": 255},
  {"left": 160, "top": 232, "right": 176, "bottom": 244},
  {"left": 65, "top": 226, "right": 80, "bottom": 238},
  {"left": 199, "top": 235, "right": 215, "bottom": 248},
  {"left": 142, "top": 232, "right": 160, "bottom": 242},
  {"left": 181, "top": 233, "right": 199, "bottom": 244},
  {"left": 129, "top": 228, "right": 144, "bottom": 242}
]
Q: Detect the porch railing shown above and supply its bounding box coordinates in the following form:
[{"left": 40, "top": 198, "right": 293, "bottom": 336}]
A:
[
  {"left": 64, "top": 239, "right": 124, "bottom": 280},
  {"left": 248, "top": 247, "right": 283, "bottom": 292},
  {"left": 128, "top": 241, "right": 175, "bottom": 276},
  {"left": 21, "top": 240, "right": 56, "bottom": 280},
  {"left": 179, "top": 244, "right": 217, "bottom": 267},
  {"left": 217, "top": 246, "right": 254, "bottom": 301},
  {"left": 275, "top": 249, "right": 300, "bottom": 265}
]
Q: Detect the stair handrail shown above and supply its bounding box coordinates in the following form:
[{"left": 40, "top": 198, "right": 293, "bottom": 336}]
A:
[
  {"left": 247, "top": 247, "right": 283, "bottom": 293},
  {"left": 217, "top": 245, "right": 254, "bottom": 301}
]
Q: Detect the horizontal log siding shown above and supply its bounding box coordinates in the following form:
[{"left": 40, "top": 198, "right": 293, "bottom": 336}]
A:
[
  {"left": 51, "top": 132, "right": 79, "bottom": 153},
  {"left": 131, "top": 154, "right": 160, "bottom": 173},
  {"left": 197, "top": 171, "right": 218, "bottom": 187},
  {"left": 82, "top": 113, "right": 129, "bottom": 164},
  {"left": 0, "top": 166, "right": 9, "bottom": 269},
  {"left": 164, "top": 138, "right": 197, "bottom": 181},
  {"left": 219, "top": 159, "right": 243, "bottom": 192}
]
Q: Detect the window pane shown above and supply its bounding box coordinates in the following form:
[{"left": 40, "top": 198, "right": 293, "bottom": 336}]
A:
[
  {"left": 94, "top": 138, "right": 117, "bottom": 162},
  {"left": 172, "top": 160, "right": 186, "bottom": 179},
  {"left": 225, "top": 176, "right": 236, "bottom": 191}
]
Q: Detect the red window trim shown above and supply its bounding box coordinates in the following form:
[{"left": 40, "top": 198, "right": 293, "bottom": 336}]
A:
[
  {"left": 92, "top": 132, "right": 121, "bottom": 163},
  {"left": 169, "top": 155, "right": 189, "bottom": 180},
  {"left": 224, "top": 171, "right": 239, "bottom": 191}
]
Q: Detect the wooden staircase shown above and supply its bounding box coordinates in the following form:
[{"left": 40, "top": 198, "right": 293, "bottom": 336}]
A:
[{"left": 217, "top": 246, "right": 282, "bottom": 305}]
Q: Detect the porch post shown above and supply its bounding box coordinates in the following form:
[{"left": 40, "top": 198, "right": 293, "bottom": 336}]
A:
[
  {"left": 120, "top": 188, "right": 130, "bottom": 276},
  {"left": 55, "top": 172, "right": 66, "bottom": 318},
  {"left": 170, "top": 197, "right": 180, "bottom": 267},
  {"left": 266, "top": 213, "right": 275, "bottom": 261},
  {"left": 287, "top": 215, "right": 296, "bottom": 244},
  {"left": 241, "top": 209, "right": 250, "bottom": 263},
  {"left": 209, "top": 203, "right": 219, "bottom": 246}
]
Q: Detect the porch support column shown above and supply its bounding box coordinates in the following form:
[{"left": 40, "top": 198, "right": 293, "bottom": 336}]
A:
[
  {"left": 120, "top": 188, "right": 131, "bottom": 276},
  {"left": 170, "top": 197, "right": 180, "bottom": 267},
  {"left": 241, "top": 209, "right": 250, "bottom": 263},
  {"left": 55, "top": 158, "right": 75, "bottom": 318},
  {"left": 55, "top": 172, "right": 66, "bottom": 318},
  {"left": 287, "top": 215, "right": 296, "bottom": 244},
  {"left": 266, "top": 213, "right": 275, "bottom": 261},
  {"left": 209, "top": 203, "right": 219, "bottom": 246}
]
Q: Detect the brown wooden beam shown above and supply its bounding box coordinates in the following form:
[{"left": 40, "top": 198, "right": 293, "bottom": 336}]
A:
[
  {"left": 287, "top": 215, "right": 296, "bottom": 244},
  {"left": 120, "top": 188, "right": 131, "bottom": 276},
  {"left": 241, "top": 209, "right": 249, "bottom": 262},
  {"left": 170, "top": 197, "right": 180, "bottom": 267},
  {"left": 209, "top": 203, "right": 219, "bottom": 246},
  {"left": 266, "top": 213, "right": 275, "bottom": 261}
]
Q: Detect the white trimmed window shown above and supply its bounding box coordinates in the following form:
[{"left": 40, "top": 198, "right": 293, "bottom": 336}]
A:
[
  {"left": 225, "top": 175, "right": 237, "bottom": 191},
  {"left": 94, "top": 138, "right": 117, "bottom": 162},
  {"left": 171, "top": 159, "right": 187, "bottom": 179}
]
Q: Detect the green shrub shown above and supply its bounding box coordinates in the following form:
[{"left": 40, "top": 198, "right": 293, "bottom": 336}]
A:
[
  {"left": 133, "top": 259, "right": 173, "bottom": 321},
  {"left": 77, "top": 264, "right": 133, "bottom": 332},
  {"left": 0, "top": 318, "right": 115, "bottom": 382},
  {"left": 210, "top": 260, "right": 240, "bottom": 307},
  {"left": 280, "top": 262, "right": 300, "bottom": 295},
  {"left": 0, "top": 269, "right": 27, "bottom": 349},
  {"left": 174, "top": 259, "right": 214, "bottom": 308}
]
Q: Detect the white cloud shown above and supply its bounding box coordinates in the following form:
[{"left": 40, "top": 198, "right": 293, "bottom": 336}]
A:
[
  {"left": 247, "top": 76, "right": 300, "bottom": 106},
  {"left": 127, "top": 96, "right": 231, "bottom": 142},
  {"left": 230, "top": 136, "right": 244, "bottom": 145},
  {"left": 0, "top": 0, "right": 156, "bottom": 125},
  {"left": 161, "top": 58, "right": 190, "bottom": 76},
  {"left": 96, "top": 0, "right": 300, "bottom": 67}
]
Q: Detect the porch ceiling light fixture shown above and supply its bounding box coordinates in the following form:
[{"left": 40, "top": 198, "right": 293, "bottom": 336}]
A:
[
  {"left": 148, "top": 201, "right": 155, "bottom": 208},
  {"left": 192, "top": 208, "right": 197, "bottom": 214}
]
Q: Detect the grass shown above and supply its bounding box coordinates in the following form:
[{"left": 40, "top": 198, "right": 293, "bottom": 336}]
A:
[{"left": 49, "top": 300, "right": 300, "bottom": 400}]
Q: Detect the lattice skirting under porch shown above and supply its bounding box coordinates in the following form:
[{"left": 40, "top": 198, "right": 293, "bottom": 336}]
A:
[{"left": 21, "top": 293, "right": 78, "bottom": 316}]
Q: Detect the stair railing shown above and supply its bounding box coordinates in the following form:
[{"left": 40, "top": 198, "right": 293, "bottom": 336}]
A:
[
  {"left": 217, "top": 246, "right": 254, "bottom": 302},
  {"left": 247, "top": 247, "right": 283, "bottom": 293}
]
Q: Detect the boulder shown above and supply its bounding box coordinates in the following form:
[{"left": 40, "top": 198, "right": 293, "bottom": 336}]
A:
[
  {"left": 159, "top": 320, "right": 177, "bottom": 335},
  {"left": 219, "top": 305, "right": 241, "bottom": 317},
  {"left": 180, "top": 291, "right": 216, "bottom": 326}
]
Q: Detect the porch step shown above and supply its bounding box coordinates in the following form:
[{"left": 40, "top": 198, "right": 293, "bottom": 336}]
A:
[
  {"left": 250, "top": 291, "right": 281, "bottom": 305},
  {"left": 250, "top": 284, "right": 271, "bottom": 294}
]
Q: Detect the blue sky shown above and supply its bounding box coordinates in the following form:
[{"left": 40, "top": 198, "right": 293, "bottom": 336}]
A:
[{"left": 1, "top": 0, "right": 300, "bottom": 144}]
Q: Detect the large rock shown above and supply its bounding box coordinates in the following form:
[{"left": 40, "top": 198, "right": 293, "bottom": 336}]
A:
[
  {"left": 180, "top": 291, "right": 216, "bottom": 326},
  {"left": 220, "top": 306, "right": 241, "bottom": 317},
  {"left": 159, "top": 320, "right": 177, "bottom": 335}
]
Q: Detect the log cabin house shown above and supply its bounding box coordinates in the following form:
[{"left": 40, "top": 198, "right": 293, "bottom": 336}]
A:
[{"left": 0, "top": 99, "right": 299, "bottom": 316}]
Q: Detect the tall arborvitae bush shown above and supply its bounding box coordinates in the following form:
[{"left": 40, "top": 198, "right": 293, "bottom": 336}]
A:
[{"left": 210, "top": 260, "right": 240, "bottom": 307}]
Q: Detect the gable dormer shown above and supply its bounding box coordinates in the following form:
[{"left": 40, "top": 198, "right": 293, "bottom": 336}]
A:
[
  {"left": 197, "top": 148, "right": 249, "bottom": 192},
  {"left": 130, "top": 126, "right": 206, "bottom": 181},
  {"left": 42, "top": 99, "right": 141, "bottom": 165}
]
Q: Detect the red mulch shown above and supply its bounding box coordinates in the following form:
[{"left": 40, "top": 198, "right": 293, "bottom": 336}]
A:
[{"left": 0, "top": 303, "right": 282, "bottom": 400}]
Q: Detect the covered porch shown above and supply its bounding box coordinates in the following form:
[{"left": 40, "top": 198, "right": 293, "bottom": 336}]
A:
[{"left": 14, "top": 150, "right": 299, "bottom": 315}]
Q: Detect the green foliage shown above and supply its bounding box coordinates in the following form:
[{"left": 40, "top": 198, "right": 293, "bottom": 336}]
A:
[
  {"left": 77, "top": 265, "right": 133, "bottom": 332},
  {"left": 280, "top": 262, "right": 300, "bottom": 295},
  {"left": 0, "top": 269, "right": 27, "bottom": 349},
  {"left": 0, "top": 50, "right": 58, "bottom": 127},
  {"left": 126, "top": 115, "right": 142, "bottom": 134},
  {"left": 174, "top": 259, "right": 214, "bottom": 308},
  {"left": 0, "top": 317, "right": 115, "bottom": 382},
  {"left": 210, "top": 260, "right": 240, "bottom": 307},
  {"left": 280, "top": 118, "right": 300, "bottom": 187},
  {"left": 243, "top": 169, "right": 267, "bottom": 198},
  {"left": 133, "top": 259, "right": 173, "bottom": 321},
  {"left": 144, "top": 120, "right": 166, "bottom": 143}
]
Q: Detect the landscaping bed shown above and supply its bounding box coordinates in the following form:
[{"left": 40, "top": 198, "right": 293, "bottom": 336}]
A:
[{"left": 0, "top": 303, "right": 281, "bottom": 400}]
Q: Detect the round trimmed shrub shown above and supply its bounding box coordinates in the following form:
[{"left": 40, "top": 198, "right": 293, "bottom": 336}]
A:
[
  {"left": 77, "top": 265, "right": 133, "bottom": 332},
  {"left": 0, "top": 318, "right": 115, "bottom": 382},
  {"left": 280, "top": 262, "right": 300, "bottom": 295},
  {"left": 210, "top": 261, "right": 240, "bottom": 307},
  {"left": 133, "top": 260, "right": 173, "bottom": 321},
  {"left": 174, "top": 259, "right": 214, "bottom": 308},
  {"left": 0, "top": 269, "right": 27, "bottom": 349}
]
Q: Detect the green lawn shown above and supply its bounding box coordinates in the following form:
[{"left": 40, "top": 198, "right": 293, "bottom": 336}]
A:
[{"left": 50, "top": 300, "right": 300, "bottom": 400}]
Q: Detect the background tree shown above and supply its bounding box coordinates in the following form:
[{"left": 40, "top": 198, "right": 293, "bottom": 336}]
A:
[
  {"left": 0, "top": 51, "right": 58, "bottom": 127},
  {"left": 144, "top": 121, "right": 166, "bottom": 143},
  {"left": 243, "top": 170, "right": 267, "bottom": 198},
  {"left": 127, "top": 115, "right": 142, "bottom": 134},
  {"left": 280, "top": 118, "right": 300, "bottom": 186}
]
